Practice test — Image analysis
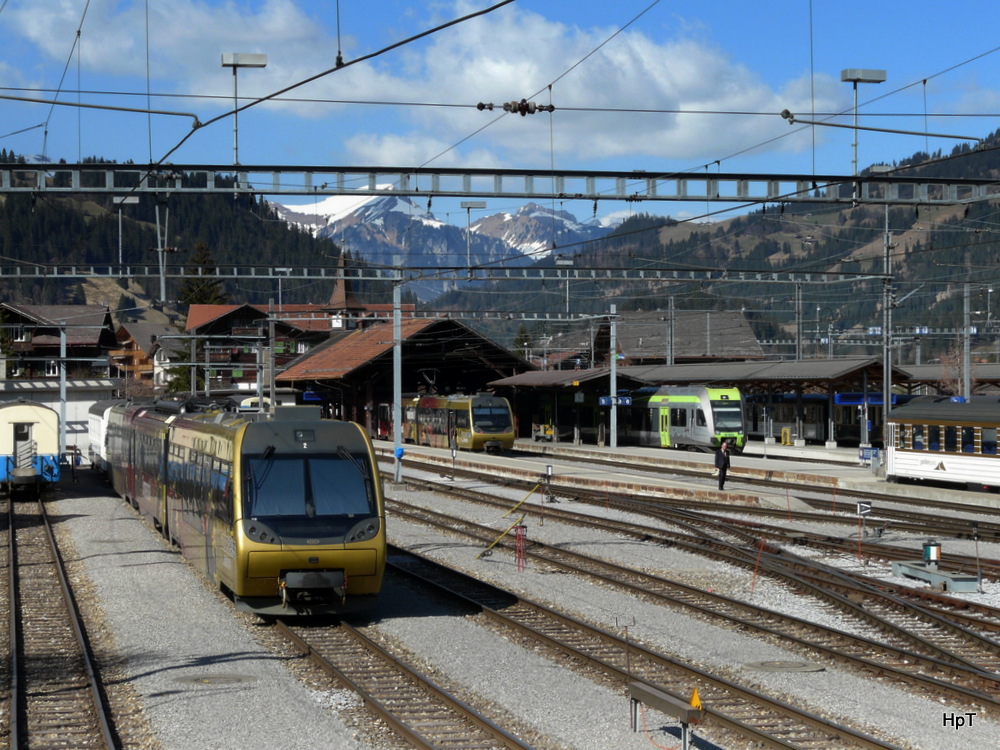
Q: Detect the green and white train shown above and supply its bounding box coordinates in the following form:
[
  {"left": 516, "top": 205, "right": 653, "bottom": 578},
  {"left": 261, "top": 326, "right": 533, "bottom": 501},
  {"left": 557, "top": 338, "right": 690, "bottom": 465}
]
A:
[{"left": 620, "top": 386, "right": 746, "bottom": 452}]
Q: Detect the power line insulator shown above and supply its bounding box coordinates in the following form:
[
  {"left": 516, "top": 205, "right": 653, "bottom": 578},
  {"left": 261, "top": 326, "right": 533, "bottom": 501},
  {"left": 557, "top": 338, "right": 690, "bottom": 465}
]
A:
[{"left": 500, "top": 99, "right": 555, "bottom": 116}]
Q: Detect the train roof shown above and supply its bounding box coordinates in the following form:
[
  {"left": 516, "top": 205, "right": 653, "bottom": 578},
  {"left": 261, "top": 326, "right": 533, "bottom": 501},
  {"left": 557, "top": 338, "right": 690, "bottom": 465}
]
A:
[
  {"left": 89, "top": 398, "right": 128, "bottom": 416},
  {"left": 887, "top": 395, "right": 1000, "bottom": 423},
  {"left": 0, "top": 397, "right": 56, "bottom": 413}
]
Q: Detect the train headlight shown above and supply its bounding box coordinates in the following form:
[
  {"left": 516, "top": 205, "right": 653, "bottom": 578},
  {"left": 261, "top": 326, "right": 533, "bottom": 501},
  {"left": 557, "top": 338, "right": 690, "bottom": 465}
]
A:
[
  {"left": 346, "top": 519, "right": 380, "bottom": 543},
  {"left": 241, "top": 519, "right": 279, "bottom": 544}
]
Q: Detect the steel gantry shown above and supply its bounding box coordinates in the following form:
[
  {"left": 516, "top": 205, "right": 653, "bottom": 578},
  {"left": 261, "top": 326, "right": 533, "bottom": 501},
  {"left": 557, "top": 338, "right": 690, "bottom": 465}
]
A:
[
  {"left": 0, "top": 261, "right": 885, "bottom": 287},
  {"left": 2, "top": 163, "right": 999, "bottom": 206}
]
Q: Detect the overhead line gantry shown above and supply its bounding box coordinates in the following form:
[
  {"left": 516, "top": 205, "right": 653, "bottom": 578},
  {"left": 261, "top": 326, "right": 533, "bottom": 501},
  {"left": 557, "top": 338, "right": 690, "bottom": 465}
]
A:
[{"left": 2, "top": 163, "right": 998, "bottom": 206}]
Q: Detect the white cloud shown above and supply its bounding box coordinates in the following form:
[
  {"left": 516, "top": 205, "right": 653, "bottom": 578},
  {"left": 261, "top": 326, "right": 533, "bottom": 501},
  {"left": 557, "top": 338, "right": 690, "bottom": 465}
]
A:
[{"left": 0, "top": 1, "right": 853, "bottom": 169}]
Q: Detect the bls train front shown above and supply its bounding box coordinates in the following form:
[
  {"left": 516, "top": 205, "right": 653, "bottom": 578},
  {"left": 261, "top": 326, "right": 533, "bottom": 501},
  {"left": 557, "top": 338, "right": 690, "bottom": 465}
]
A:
[{"left": 168, "top": 406, "right": 386, "bottom": 617}]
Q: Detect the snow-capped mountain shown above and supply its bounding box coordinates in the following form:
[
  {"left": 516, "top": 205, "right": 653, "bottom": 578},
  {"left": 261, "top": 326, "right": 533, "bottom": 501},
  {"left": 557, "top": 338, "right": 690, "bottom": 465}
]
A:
[
  {"left": 268, "top": 190, "right": 614, "bottom": 300},
  {"left": 470, "top": 202, "right": 613, "bottom": 261}
]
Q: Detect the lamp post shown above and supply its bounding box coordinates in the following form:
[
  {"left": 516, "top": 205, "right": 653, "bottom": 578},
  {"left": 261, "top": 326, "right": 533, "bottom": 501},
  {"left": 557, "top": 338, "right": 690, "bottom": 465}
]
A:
[
  {"left": 221, "top": 53, "right": 267, "bottom": 172},
  {"left": 841, "top": 68, "right": 886, "bottom": 175},
  {"left": 555, "top": 254, "right": 574, "bottom": 314},
  {"left": 275, "top": 267, "right": 291, "bottom": 308},
  {"left": 460, "top": 200, "right": 486, "bottom": 270},
  {"left": 117, "top": 195, "right": 139, "bottom": 276}
]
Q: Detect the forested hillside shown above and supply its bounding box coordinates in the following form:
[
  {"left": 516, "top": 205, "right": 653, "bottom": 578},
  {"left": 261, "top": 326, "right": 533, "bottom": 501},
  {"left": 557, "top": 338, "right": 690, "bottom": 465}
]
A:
[
  {"left": 0, "top": 151, "right": 404, "bottom": 319},
  {"left": 3, "top": 132, "right": 1000, "bottom": 360}
]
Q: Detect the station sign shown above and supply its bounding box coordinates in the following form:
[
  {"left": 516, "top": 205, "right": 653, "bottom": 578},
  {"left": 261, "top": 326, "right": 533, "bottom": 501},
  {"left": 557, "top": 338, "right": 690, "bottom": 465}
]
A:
[{"left": 598, "top": 396, "right": 633, "bottom": 406}]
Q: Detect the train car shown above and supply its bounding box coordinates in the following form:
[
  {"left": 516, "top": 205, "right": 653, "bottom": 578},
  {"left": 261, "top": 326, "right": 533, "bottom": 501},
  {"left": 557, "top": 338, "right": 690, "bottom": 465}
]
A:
[
  {"left": 106, "top": 400, "right": 386, "bottom": 615},
  {"left": 885, "top": 395, "right": 1000, "bottom": 491},
  {"left": 403, "top": 393, "right": 515, "bottom": 452},
  {"left": 0, "top": 399, "right": 61, "bottom": 495},
  {"left": 620, "top": 386, "right": 745, "bottom": 452},
  {"left": 88, "top": 398, "right": 126, "bottom": 474}
]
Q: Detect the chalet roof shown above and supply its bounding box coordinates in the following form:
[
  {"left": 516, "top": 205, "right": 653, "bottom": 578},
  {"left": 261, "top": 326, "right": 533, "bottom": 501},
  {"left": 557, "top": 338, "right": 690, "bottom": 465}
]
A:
[
  {"left": 608, "top": 310, "right": 764, "bottom": 360},
  {"left": 276, "top": 318, "right": 442, "bottom": 381},
  {"left": 490, "top": 367, "right": 647, "bottom": 390},
  {"left": 277, "top": 317, "right": 531, "bottom": 384},
  {"left": 116, "top": 322, "right": 180, "bottom": 356},
  {"left": 185, "top": 303, "right": 335, "bottom": 334},
  {"left": 896, "top": 363, "right": 1000, "bottom": 388},
  {"left": 185, "top": 302, "right": 416, "bottom": 335},
  {"left": 1, "top": 303, "right": 113, "bottom": 346}
]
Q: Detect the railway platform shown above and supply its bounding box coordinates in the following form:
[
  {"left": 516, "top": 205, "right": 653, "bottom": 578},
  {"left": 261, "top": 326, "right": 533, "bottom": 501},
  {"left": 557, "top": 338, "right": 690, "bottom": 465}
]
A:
[{"left": 383, "top": 437, "right": 1000, "bottom": 513}]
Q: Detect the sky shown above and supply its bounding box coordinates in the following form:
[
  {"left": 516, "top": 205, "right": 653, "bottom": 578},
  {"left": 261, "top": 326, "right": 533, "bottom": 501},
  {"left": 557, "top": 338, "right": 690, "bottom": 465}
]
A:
[{"left": 2, "top": 0, "right": 1000, "bottom": 227}]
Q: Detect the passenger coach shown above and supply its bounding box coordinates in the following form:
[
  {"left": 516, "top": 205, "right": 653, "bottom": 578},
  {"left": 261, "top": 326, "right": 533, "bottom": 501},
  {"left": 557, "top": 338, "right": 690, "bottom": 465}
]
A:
[
  {"left": 0, "top": 399, "right": 61, "bottom": 495},
  {"left": 107, "top": 398, "right": 386, "bottom": 615},
  {"left": 885, "top": 395, "right": 1000, "bottom": 491},
  {"left": 403, "top": 393, "right": 514, "bottom": 452},
  {"left": 621, "top": 386, "right": 745, "bottom": 452}
]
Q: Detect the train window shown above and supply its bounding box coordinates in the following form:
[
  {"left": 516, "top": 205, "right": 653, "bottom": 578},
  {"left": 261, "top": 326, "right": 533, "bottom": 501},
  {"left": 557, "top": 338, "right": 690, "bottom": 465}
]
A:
[
  {"left": 695, "top": 409, "right": 707, "bottom": 427},
  {"left": 670, "top": 408, "right": 687, "bottom": 427},
  {"left": 912, "top": 425, "right": 924, "bottom": 450},
  {"left": 944, "top": 426, "right": 957, "bottom": 452},
  {"left": 244, "top": 451, "right": 375, "bottom": 524},
  {"left": 455, "top": 411, "right": 470, "bottom": 429},
  {"left": 962, "top": 427, "right": 975, "bottom": 454},
  {"left": 472, "top": 406, "right": 512, "bottom": 430},
  {"left": 897, "top": 424, "right": 907, "bottom": 449},
  {"left": 983, "top": 428, "right": 998, "bottom": 455},
  {"left": 711, "top": 400, "right": 743, "bottom": 430},
  {"left": 928, "top": 425, "right": 940, "bottom": 451}
]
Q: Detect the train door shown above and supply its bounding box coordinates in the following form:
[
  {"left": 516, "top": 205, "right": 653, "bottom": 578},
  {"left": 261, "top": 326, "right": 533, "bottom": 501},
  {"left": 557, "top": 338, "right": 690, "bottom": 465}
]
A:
[
  {"left": 12, "top": 423, "right": 33, "bottom": 468},
  {"left": 659, "top": 408, "right": 671, "bottom": 447}
]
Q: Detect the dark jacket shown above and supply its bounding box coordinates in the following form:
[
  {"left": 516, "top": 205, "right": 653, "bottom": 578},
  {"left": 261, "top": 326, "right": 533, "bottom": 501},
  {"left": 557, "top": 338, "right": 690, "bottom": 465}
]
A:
[{"left": 714, "top": 446, "right": 730, "bottom": 470}]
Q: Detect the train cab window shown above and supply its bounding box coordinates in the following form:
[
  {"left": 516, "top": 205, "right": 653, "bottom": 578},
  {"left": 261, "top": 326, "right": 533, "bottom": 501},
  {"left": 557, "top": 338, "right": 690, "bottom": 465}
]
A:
[
  {"left": 244, "top": 449, "right": 376, "bottom": 535},
  {"left": 471, "top": 405, "right": 512, "bottom": 431},
  {"left": 983, "top": 428, "right": 998, "bottom": 455},
  {"left": 928, "top": 425, "right": 941, "bottom": 451},
  {"left": 695, "top": 409, "right": 707, "bottom": 427},
  {"left": 454, "top": 411, "right": 470, "bottom": 429},
  {"left": 962, "top": 427, "right": 975, "bottom": 454},
  {"left": 944, "top": 426, "right": 957, "bottom": 452},
  {"left": 912, "top": 425, "right": 924, "bottom": 450}
]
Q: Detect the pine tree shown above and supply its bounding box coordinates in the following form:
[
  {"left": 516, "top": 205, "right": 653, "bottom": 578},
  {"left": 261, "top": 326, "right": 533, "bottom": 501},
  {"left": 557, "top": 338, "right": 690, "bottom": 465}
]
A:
[{"left": 177, "top": 242, "right": 227, "bottom": 306}]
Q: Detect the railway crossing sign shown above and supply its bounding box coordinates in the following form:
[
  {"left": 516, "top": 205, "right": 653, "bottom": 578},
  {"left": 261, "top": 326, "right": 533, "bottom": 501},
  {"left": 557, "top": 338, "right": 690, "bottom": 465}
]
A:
[{"left": 856, "top": 501, "right": 872, "bottom": 517}]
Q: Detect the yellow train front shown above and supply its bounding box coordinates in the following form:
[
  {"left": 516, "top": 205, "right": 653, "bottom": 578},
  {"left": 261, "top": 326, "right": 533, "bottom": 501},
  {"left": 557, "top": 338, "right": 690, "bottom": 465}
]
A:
[
  {"left": 404, "top": 393, "right": 515, "bottom": 452},
  {"left": 166, "top": 406, "right": 386, "bottom": 616}
]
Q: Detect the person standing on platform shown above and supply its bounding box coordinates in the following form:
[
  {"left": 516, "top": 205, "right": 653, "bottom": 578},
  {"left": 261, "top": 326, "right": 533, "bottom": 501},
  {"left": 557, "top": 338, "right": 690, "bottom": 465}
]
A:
[{"left": 714, "top": 440, "right": 731, "bottom": 490}]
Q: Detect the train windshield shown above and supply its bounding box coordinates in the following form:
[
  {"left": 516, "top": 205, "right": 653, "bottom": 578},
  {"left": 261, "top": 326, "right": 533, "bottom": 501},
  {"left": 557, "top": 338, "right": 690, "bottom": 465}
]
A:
[
  {"left": 711, "top": 400, "right": 744, "bottom": 430},
  {"left": 472, "top": 405, "right": 512, "bottom": 432},
  {"left": 243, "top": 449, "right": 376, "bottom": 535}
]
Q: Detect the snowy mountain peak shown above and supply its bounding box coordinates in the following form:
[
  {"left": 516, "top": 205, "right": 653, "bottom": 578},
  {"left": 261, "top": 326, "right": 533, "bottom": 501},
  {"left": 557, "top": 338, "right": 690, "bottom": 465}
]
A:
[{"left": 267, "top": 192, "right": 614, "bottom": 299}]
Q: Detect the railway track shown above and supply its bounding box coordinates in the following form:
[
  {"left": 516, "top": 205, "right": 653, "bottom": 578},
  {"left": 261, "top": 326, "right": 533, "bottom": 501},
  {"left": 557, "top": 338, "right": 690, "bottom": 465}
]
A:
[
  {"left": 393, "top": 470, "right": 1000, "bottom": 671},
  {"left": 3, "top": 493, "right": 116, "bottom": 750},
  {"left": 387, "top": 490, "right": 1000, "bottom": 711},
  {"left": 274, "top": 618, "right": 533, "bottom": 749},
  {"left": 387, "top": 545, "right": 907, "bottom": 750}
]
